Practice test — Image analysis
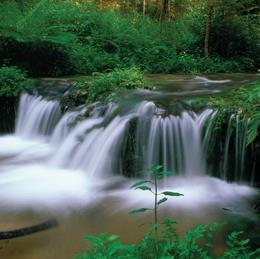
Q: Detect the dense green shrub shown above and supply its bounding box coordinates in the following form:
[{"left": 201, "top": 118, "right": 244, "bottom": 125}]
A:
[
  {"left": 73, "top": 67, "right": 146, "bottom": 104},
  {"left": 0, "top": 66, "right": 30, "bottom": 96},
  {"left": 75, "top": 222, "right": 260, "bottom": 259}
]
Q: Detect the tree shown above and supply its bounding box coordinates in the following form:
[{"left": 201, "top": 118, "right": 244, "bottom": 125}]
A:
[{"left": 204, "top": 0, "right": 213, "bottom": 57}]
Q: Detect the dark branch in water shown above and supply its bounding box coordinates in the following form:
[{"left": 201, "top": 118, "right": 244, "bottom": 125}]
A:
[{"left": 0, "top": 219, "right": 58, "bottom": 240}]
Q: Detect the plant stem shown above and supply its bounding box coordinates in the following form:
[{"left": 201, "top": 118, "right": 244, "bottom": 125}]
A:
[
  {"left": 154, "top": 173, "right": 159, "bottom": 258},
  {"left": 154, "top": 174, "right": 158, "bottom": 237}
]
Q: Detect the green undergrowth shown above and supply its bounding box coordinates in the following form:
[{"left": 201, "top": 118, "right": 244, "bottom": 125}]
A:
[
  {"left": 188, "top": 82, "right": 260, "bottom": 145},
  {"left": 75, "top": 223, "right": 260, "bottom": 259},
  {"left": 0, "top": 66, "right": 32, "bottom": 96},
  {"left": 209, "top": 82, "right": 260, "bottom": 117},
  {"left": 71, "top": 67, "right": 146, "bottom": 104},
  {"left": 210, "top": 82, "right": 259, "bottom": 145}
]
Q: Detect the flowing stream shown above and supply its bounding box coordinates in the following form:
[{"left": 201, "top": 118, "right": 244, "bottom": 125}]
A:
[{"left": 0, "top": 74, "right": 258, "bottom": 258}]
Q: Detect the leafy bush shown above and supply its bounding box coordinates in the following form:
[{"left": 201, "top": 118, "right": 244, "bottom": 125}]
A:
[
  {"left": 0, "top": 66, "right": 30, "bottom": 96},
  {"left": 73, "top": 67, "right": 146, "bottom": 104},
  {"left": 75, "top": 221, "right": 259, "bottom": 259}
]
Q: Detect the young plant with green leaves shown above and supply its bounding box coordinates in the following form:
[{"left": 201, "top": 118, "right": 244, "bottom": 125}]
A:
[{"left": 129, "top": 164, "right": 184, "bottom": 235}]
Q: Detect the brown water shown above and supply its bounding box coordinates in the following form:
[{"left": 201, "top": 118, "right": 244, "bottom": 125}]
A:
[{"left": 0, "top": 199, "right": 235, "bottom": 259}]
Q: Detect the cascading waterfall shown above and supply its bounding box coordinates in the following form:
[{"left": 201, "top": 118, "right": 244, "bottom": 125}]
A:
[
  {"left": 136, "top": 108, "right": 214, "bottom": 175},
  {"left": 15, "top": 93, "right": 62, "bottom": 139},
  {"left": 221, "top": 114, "right": 249, "bottom": 182},
  {"left": 10, "top": 93, "right": 254, "bottom": 181},
  {"left": 222, "top": 114, "right": 235, "bottom": 180},
  {"left": 234, "top": 116, "right": 248, "bottom": 181},
  {"left": 0, "top": 91, "right": 257, "bottom": 212},
  {"left": 47, "top": 97, "right": 214, "bottom": 177}
]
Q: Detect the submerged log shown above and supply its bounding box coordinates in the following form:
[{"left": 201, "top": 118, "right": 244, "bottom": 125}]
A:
[{"left": 0, "top": 219, "right": 58, "bottom": 240}]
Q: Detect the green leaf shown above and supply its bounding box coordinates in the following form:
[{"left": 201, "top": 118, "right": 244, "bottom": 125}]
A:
[
  {"left": 128, "top": 208, "right": 152, "bottom": 214},
  {"left": 157, "top": 197, "right": 168, "bottom": 206},
  {"left": 153, "top": 164, "right": 163, "bottom": 170},
  {"left": 84, "top": 235, "right": 103, "bottom": 245},
  {"left": 240, "top": 239, "right": 250, "bottom": 245},
  {"left": 161, "top": 170, "right": 175, "bottom": 175},
  {"left": 108, "top": 234, "right": 119, "bottom": 242},
  {"left": 162, "top": 219, "right": 177, "bottom": 226},
  {"left": 130, "top": 180, "right": 152, "bottom": 189},
  {"left": 135, "top": 185, "right": 152, "bottom": 192},
  {"left": 108, "top": 241, "right": 122, "bottom": 256},
  {"left": 163, "top": 191, "right": 184, "bottom": 197},
  {"left": 147, "top": 164, "right": 163, "bottom": 173}
]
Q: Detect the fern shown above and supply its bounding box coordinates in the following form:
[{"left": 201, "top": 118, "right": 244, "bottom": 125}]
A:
[
  {"left": 220, "top": 231, "right": 260, "bottom": 259},
  {"left": 247, "top": 110, "right": 260, "bottom": 145}
]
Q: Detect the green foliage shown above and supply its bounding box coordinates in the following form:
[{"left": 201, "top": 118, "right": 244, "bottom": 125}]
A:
[
  {"left": 220, "top": 231, "right": 260, "bottom": 259},
  {"left": 208, "top": 82, "right": 260, "bottom": 144},
  {"left": 75, "top": 233, "right": 134, "bottom": 259},
  {"left": 246, "top": 83, "right": 260, "bottom": 144},
  {"left": 73, "top": 67, "right": 146, "bottom": 104},
  {"left": 211, "top": 0, "right": 260, "bottom": 63},
  {"left": 76, "top": 224, "right": 260, "bottom": 259},
  {"left": 247, "top": 110, "right": 260, "bottom": 145},
  {"left": 129, "top": 164, "right": 183, "bottom": 235},
  {"left": 0, "top": 0, "right": 258, "bottom": 76},
  {"left": 0, "top": 66, "right": 30, "bottom": 96}
]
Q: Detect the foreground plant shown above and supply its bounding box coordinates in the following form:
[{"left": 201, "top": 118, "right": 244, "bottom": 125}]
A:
[{"left": 129, "top": 164, "right": 183, "bottom": 236}]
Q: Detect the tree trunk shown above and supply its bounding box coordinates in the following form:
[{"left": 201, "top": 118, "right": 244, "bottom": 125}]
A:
[
  {"left": 143, "top": 0, "right": 146, "bottom": 15},
  {"left": 204, "top": 2, "right": 213, "bottom": 58},
  {"left": 167, "top": 0, "right": 171, "bottom": 20}
]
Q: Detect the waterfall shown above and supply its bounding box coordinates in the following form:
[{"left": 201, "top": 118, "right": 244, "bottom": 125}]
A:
[
  {"left": 222, "top": 114, "right": 235, "bottom": 180},
  {"left": 0, "top": 92, "right": 257, "bottom": 212},
  {"left": 221, "top": 114, "right": 249, "bottom": 182},
  {"left": 11, "top": 93, "right": 251, "bottom": 182},
  {"left": 136, "top": 109, "right": 214, "bottom": 175},
  {"left": 15, "top": 93, "right": 62, "bottom": 139},
  {"left": 12, "top": 92, "right": 211, "bottom": 178},
  {"left": 234, "top": 115, "right": 248, "bottom": 181}
]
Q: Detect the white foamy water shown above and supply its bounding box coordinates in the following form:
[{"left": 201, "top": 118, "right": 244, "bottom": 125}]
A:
[
  {"left": 15, "top": 93, "right": 62, "bottom": 139},
  {"left": 0, "top": 165, "right": 93, "bottom": 212},
  {"left": 109, "top": 176, "right": 258, "bottom": 216},
  {"left": 0, "top": 136, "right": 53, "bottom": 166},
  {"left": 0, "top": 93, "right": 257, "bottom": 214},
  {"left": 192, "top": 76, "right": 232, "bottom": 84}
]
